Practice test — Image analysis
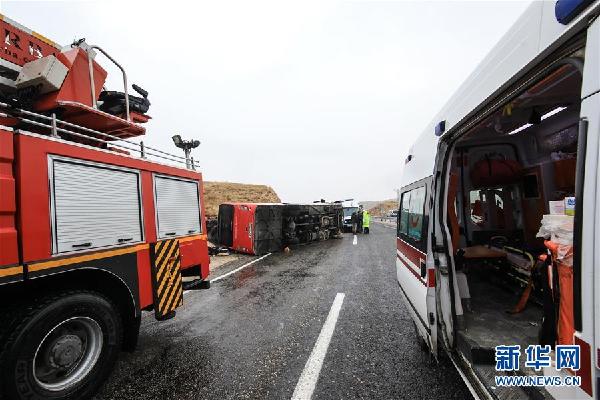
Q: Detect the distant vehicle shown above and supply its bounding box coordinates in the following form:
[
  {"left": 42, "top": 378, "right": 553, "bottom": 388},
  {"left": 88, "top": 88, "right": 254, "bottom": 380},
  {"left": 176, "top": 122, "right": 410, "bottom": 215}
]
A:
[
  {"left": 343, "top": 206, "right": 359, "bottom": 232},
  {"left": 396, "top": 2, "right": 600, "bottom": 399},
  {"left": 387, "top": 209, "right": 398, "bottom": 218}
]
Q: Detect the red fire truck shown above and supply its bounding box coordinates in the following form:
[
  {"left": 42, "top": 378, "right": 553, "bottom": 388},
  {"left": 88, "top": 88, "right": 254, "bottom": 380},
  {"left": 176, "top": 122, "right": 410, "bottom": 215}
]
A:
[{"left": 0, "top": 15, "right": 210, "bottom": 399}]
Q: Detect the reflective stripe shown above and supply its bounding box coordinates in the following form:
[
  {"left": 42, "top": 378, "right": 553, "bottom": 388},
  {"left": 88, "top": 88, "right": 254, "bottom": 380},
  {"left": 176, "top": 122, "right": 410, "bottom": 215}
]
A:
[
  {"left": 29, "top": 244, "right": 147, "bottom": 272},
  {"left": 0, "top": 265, "right": 22, "bottom": 277}
]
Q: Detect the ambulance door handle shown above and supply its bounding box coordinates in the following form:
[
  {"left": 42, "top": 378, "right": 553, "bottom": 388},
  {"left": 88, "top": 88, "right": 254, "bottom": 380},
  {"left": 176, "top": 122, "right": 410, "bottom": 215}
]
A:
[
  {"left": 118, "top": 237, "right": 133, "bottom": 243},
  {"left": 165, "top": 232, "right": 176, "bottom": 236},
  {"left": 420, "top": 260, "right": 427, "bottom": 278},
  {"left": 72, "top": 242, "right": 92, "bottom": 248}
]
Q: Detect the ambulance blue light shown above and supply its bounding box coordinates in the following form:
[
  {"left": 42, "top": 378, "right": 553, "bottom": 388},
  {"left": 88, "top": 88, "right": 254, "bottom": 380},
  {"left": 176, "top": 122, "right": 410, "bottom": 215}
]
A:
[
  {"left": 555, "top": 0, "right": 593, "bottom": 24},
  {"left": 434, "top": 120, "right": 446, "bottom": 137}
]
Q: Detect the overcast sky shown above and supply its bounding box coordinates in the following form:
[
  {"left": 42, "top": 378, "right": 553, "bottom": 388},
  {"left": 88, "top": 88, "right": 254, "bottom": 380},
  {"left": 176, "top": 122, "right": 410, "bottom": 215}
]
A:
[{"left": 2, "top": 0, "right": 530, "bottom": 203}]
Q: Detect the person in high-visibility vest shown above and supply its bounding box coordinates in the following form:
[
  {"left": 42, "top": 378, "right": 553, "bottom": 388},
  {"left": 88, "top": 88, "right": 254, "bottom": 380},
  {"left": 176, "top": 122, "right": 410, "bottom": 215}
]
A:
[{"left": 362, "top": 210, "right": 370, "bottom": 234}]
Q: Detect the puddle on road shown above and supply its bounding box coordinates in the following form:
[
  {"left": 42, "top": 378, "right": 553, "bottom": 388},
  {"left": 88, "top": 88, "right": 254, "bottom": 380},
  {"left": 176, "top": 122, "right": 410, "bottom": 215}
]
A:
[
  {"left": 219, "top": 264, "right": 269, "bottom": 291},
  {"left": 213, "top": 243, "right": 336, "bottom": 307}
]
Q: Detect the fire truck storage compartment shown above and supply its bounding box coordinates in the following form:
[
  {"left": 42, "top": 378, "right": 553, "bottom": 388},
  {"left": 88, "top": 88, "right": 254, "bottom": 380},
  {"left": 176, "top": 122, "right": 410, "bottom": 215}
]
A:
[
  {"left": 445, "top": 57, "right": 582, "bottom": 379},
  {"left": 153, "top": 175, "right": 201, "bottom": 239},
  {"left": 50, "top": 157, "right": 143, "bottom": 253}
]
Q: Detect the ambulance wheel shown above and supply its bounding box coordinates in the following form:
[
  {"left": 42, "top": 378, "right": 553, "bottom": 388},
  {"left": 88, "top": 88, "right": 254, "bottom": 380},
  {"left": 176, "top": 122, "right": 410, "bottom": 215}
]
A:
[
  {"left": 0, "top": 291, "right": 122, "bottom": 400},
  {"left": 413, "top": 322, "right": 428, "bottom": 352}
]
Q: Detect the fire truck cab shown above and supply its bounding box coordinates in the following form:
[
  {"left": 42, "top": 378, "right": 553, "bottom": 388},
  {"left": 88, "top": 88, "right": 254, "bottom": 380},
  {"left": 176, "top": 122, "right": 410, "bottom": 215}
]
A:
[
  {"left": 0, "top": 15, "right": 209, "bottom": 400},
  {"left": 397, "top": 2, "right": 600, "bottom": 399}
]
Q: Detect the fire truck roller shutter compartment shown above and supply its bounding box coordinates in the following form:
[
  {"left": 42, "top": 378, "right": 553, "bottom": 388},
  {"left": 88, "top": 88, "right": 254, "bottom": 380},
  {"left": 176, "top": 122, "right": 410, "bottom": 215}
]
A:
[
  {"left": 50, "top": 157, "right": 143, "bottom": 253},
  {"left": 153, "top": 175, "right": 201, "bottom": 239}
]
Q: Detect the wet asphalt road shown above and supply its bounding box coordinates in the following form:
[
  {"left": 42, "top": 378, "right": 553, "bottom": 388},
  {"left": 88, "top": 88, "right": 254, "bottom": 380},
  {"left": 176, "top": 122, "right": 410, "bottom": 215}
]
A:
[{"left": 95, "top": 222, "right": 472, "bottom": 400}]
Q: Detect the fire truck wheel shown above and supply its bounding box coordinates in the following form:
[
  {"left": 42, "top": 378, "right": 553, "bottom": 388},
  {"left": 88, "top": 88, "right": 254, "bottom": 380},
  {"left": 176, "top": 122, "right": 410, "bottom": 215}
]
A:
[{"left": 0, "top": 291, "right": 123, "bottom": 400}]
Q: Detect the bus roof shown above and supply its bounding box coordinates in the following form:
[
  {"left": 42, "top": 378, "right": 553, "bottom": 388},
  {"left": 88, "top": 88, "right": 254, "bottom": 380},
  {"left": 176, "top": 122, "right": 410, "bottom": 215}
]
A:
[{"left": 401, "top": 0, "right": 600, "bottom": 188}]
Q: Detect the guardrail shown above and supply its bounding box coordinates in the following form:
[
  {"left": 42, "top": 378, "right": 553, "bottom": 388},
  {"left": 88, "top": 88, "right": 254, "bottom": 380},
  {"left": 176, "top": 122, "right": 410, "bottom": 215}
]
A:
[
  {"left": 0, "top": 101, "right": 200, "bottom": 170},
  {"left": 375, "top": 216, "right": 396, "bottom": 223}
]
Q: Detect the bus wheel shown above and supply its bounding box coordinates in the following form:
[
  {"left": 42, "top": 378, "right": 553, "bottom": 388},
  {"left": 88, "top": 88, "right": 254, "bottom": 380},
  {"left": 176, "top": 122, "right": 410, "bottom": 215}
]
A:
[{"left": 0, "top": 291, "right": 123, "bottom": 400}]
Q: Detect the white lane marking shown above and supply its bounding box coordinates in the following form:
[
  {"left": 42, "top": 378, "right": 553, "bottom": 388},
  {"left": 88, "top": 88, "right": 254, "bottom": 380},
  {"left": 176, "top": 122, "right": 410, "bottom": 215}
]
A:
[
  {"left": 211, "top": 253, "right": 271, "bottom": 283},
  {"left": 291, "top": 293, "right": 346, "bottom": 400},
  {"left": 180, "top": 254, "right": 271, "bottom": 299},
  {"left": 352, "top": 235, "right": 357, "bottom": 245}
]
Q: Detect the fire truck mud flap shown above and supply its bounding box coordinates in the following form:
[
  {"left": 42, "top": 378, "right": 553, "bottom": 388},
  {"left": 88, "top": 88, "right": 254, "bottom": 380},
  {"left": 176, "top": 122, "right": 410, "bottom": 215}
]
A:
[{"left": 150, "top": 239, "right": 184, "bottom": 320}]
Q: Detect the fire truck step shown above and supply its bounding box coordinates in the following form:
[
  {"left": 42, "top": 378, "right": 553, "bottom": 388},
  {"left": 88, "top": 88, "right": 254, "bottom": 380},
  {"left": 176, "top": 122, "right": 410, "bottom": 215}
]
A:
[
  {"left": 182, "top": 279, "right": 211, "bottom": 290},
  {"left": 155, "top": 310, "right": 176, "bottom": 321}
]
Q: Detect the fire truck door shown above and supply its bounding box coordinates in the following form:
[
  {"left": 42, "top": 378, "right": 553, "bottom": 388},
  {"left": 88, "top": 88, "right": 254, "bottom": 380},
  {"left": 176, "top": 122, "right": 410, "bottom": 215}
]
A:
[{"left": 150, "top": 238, "right": 183, "bottom": 319}]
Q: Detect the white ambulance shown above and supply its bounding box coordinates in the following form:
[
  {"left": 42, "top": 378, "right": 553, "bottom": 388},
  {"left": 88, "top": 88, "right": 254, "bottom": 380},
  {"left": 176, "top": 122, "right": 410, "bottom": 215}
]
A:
[{"left": 397, "top": 1, "right": 600, "bottom": 399}]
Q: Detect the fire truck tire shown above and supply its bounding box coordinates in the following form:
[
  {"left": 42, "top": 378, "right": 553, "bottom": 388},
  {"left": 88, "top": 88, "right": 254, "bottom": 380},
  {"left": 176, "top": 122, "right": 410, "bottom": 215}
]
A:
[{"left": 0, "top": 290, "right": 123, "bottom": 400}]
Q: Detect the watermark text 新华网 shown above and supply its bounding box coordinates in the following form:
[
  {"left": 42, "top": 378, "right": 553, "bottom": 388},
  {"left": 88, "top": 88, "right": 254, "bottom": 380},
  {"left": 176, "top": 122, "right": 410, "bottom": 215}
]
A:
[{"left": 494, "top": 344, "right": 581, "bottom": 388}]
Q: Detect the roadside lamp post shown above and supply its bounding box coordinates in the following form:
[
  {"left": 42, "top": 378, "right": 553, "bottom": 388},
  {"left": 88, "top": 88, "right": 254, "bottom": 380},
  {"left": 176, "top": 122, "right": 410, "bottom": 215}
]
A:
[{"left": 172, "top": 134, "right": 200, "bottom": 170}]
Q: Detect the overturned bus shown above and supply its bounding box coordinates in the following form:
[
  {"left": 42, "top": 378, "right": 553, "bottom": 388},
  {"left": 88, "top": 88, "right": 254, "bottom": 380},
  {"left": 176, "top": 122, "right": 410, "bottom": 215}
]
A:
[{"left": 217, "top": 203, "right": 343, "bottom": 255}]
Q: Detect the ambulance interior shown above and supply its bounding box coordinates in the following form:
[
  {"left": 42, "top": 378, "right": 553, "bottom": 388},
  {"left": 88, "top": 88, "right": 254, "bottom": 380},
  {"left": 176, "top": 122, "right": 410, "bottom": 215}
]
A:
[{"left": 446, "top": 55, "right": 582, "bottom": 384}]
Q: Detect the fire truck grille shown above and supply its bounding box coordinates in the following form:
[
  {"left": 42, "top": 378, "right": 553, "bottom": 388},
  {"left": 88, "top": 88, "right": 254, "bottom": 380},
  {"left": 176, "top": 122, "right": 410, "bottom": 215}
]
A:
[{"left": 150, "top": 239, "right": 183, "bottom": 319}]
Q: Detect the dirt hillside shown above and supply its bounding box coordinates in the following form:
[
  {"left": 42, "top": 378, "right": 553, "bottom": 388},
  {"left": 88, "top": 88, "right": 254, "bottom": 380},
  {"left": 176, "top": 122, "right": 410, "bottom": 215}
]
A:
[
  {"left": 363, "top": 199, "right": 397, "bottom": 216},
  {"left": 203, "top": 181, "right": 280, "bottom": 217}
]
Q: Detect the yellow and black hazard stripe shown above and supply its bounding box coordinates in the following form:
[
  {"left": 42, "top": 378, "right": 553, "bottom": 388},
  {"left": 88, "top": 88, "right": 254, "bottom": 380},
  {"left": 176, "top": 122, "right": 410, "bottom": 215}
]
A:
[{"left": 150, "top": 239, "right": 183, "bottom": 319}]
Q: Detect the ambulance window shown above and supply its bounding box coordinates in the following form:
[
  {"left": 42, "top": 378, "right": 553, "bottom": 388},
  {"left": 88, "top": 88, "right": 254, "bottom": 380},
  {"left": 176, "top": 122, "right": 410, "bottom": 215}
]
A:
[
  {"left": 398, "top": 185, "right": 428, "bottom": 250},
  {"left": 398, "top": 192, "right": 410, "bottom": 236},
  {"left": 408, "top": 186, "right": 426, "bottom": 241},
  {"left": 154, "top": 175, "right": 202, "bottom": 239}
]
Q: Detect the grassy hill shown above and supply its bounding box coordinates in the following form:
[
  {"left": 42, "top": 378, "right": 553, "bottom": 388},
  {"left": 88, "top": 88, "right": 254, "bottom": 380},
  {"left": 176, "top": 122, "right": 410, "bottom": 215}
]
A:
[{"left": 203, "top": 181, "right": 280, "bottom": 217}]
